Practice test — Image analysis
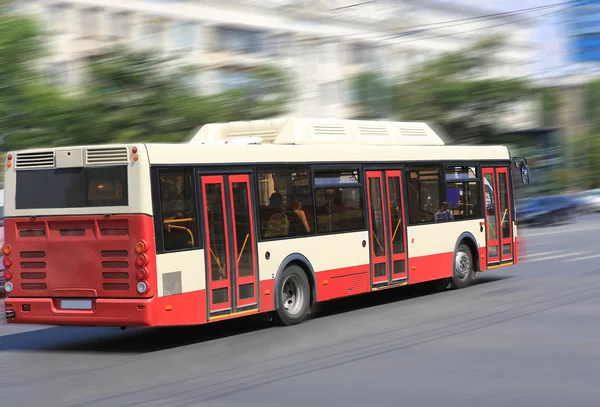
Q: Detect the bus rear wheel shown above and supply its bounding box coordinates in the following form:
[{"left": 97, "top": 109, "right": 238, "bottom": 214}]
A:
[
  {"left": 274, "top": 265, "right": 311, "bottom": 326},
  {"left": 451, "top": 243, "right": 475, "bottom": 289}
]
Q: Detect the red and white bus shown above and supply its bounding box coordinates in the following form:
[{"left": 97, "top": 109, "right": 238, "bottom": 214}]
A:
[{"left": 1, "top": 118, "right": 530, "bottom": 327}]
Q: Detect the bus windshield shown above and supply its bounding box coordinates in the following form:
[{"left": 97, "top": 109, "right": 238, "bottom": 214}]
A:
[{"left": 15, "top": 166, "right": 129, "bottom": 210}]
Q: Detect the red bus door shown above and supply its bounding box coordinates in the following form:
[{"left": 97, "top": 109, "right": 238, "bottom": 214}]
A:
[
  {"left": 482, "top": 167, "right": 514, "bottom": 267},
  {"left": 200, "top": 174, "right": 258, "bottom": 320},
  {"left": 366, "top": 170, "right": 408, "bottom": 290}
]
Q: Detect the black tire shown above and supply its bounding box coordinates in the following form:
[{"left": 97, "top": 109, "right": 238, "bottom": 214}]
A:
[
  {"left": 451, "top": 243, "right": 475, "bottom": 289},
  {"left": 274, "top": 265, "right": 311, "bottom": 326}
]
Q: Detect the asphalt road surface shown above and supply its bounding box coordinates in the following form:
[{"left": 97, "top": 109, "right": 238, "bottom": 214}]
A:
[{"left": 1, "top": 215, "right": 600, "bottom": 407}]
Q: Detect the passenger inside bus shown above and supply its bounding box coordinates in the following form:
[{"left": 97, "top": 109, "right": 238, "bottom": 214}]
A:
[
  {"left": 289, "top": 197, "right": 311, "bottom": 234},
  {"left": 263, "top": 192, "right": 289, "bottom": 238},
  {"left": 434, "top": 203, "right": 455, "bottom": 222}
]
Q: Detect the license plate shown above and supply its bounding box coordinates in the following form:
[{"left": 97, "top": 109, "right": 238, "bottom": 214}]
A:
[{"left": 61, "top": 300, "right": 93, "bottom": 310}]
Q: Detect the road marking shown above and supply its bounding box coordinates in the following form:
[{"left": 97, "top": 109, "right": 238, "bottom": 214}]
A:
[
  {"left": 563, "top": 253, "right": 600, "bottom": 262},
  {"left": 522, "top": 225, "right": 600, "bottom": 238},
  {"left": 525, "top": 252, "right": 589, "bottom": 263},
  {"left": 520, "top": 251, "right": 563, "bottom": 259}
]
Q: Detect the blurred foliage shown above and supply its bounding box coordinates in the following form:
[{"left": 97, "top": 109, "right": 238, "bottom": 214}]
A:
[
  {"left": 352, "top": 36, "right": 534, "bottom": 143},
  {"left": 558, "top": 132, "right": 600, "bottom": 191},
  {"left": 582, "top": 79, "right": 600, "bottom": 132},
  {"left": 0, "top": 9, "right": 293, "bottom": 152},
  {"left": 350, "top": 72, "right": 392, "bottom": 120},
  {"left": 538, "top": 88, "right": 561, "bottom": 128}
]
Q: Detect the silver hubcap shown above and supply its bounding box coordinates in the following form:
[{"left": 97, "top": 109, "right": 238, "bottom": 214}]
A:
[
  {"left": 455, "top": 251, "right": 471, "bottom": 278},
  {"left": 282, "top": 275, "right": 305, "bottom": 316}
]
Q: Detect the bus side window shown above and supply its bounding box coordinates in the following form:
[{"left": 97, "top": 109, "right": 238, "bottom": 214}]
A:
[
  {"left": 407, "top": 167, "right": 441, "bottom": 224},
  {"left": 159, "top": 168, "right": 200, "bottom": 251},
  {"left": 257, "top": 167, "right": 314, "bottom": 240}
]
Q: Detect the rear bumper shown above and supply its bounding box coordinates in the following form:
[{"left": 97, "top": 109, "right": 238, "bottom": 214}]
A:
[{"left": 4, "top": 297, "right": 157, "bottom": 327}]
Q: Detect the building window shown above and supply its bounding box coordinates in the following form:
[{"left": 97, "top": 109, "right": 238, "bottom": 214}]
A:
[
  {"left": 314, "top": 169, "right": 365, "bottom": 234},
  {"left": 218, "top": 27, "right": 265, "bottom": 54},
  {"left": 257, "top": 167, "right": 314, "bottom": 239},
  {"left": 406, "top": 166, "right": 442, "bottom": 224},
  {"left": 444, "top": 166, "right": 482, "bottom": 220},
  {"left": 159, "top": 168, "right": 200, "bottom": 251},
  {"left": 81, "top": 8, "right": 100, "bottom": 36},
  {"left": 109, "top": 12, "right": 130, "bottom": 38},
  {"left": 172, "top": 21, "right": 196, "bottom": 50},
  {"left": 44, "top": 5, "right": 67, "bottom": 32},
  {"left": 138, "top": 21, "right": 164, "bottom": 50}
]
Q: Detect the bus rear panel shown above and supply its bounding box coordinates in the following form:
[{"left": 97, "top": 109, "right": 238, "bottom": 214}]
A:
[{"left": 3, "top": 145, "right": 157, "bottom": 326}]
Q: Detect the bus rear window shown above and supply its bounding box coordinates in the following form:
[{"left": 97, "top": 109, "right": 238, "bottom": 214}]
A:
[{"left": 16, "top": 167, "right": 129, "bottom": 209}]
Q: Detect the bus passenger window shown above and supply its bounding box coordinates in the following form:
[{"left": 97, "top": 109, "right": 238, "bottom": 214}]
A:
[
  {"left": 257, "top": 167, "right": 314, "bottom": 240},
  {"left": 159, "top": 168, "right": 200, "bottom": 251},
  {"left": 314, "top": 187, "right": 364, "bottom": 233},
  {"left": 407, "top": 167, "right": 442, "bottom": 224},
  {"left": 443, "top": 166, "right": 482, "bottom": 220}
]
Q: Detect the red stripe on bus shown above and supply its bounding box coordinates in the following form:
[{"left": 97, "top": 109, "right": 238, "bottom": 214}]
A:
[
  {"left": 315, "top": 264, "right": 370, "bottom": 302},
  {"left": 407, "top": 252, "right": 454, "bottom": 285},
  {"left": 4, "top": 297, "right": 156, "bottom": 327},
  {"left": 158, "top": 290, "right": 206, "bottom": 326}
]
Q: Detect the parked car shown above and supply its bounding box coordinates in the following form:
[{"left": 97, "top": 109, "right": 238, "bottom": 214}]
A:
[
  {"left": 573, "top": 188, "right": 600, "bottom": 214},
  {"left": 517, "top": 195, "right": 579, "bottom": 226}
]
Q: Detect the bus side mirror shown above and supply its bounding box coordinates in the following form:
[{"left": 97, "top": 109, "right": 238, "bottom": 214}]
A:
[
  {"left": 520, "top": 165, "right": 531, "bottom": 186},
  {"left": 512, "top": 157, "right": 531, "bottom": 186}
]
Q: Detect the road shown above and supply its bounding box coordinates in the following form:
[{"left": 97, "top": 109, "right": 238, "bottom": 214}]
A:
[{"left": 1, "top": 215, "right": 600, "bottom": 407}]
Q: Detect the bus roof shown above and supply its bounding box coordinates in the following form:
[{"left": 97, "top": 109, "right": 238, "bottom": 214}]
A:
[
  {"left": 188, "top": 117, "right": 448, "bottom": 146},
  {"left": 145, "top": 143, "right": 511, "bottom": 165},
  {"left": 5, "top": 119, "right": 512, "bottom": 169}
]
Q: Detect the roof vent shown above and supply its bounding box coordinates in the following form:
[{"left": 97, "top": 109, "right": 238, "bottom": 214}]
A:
[
  {"left": 15, "top": 151, "right": 55, "bottom": 169},
  {"left": 312, "top": 124, "right": 345, "bottom": 136},
  {"left": 86, "top": 147, "right": 129, "bottom": 165},
  {"left": 399, "top": 126, "right": 428, "bottom": 137},
  {"left": 358, "top": 125, "right": 389, "bottom": 137}
]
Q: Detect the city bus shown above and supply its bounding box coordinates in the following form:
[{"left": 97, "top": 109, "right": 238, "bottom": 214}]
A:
[{"left": 1, "top": 118, "right": 530, "bottom": 327}]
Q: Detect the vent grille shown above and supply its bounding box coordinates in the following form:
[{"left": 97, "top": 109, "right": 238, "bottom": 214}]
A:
[
  {"left": 15, "top": 151, "right": 55, "bottom": 169},
  {"left": 399, "top": 127, "right": 428, "bottom": 137},
  {"left": 358, "top": 125, "right": 388, "bottom": 137},
  {"left": 86, "top": 147, "right": 128, "bottom": 164},
  {"left": 312, "top": 124, "right": 345, "bottom": 136}
]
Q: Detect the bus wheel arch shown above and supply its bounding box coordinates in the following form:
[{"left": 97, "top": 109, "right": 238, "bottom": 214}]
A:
[
  {"left": 451, "top": 233, "right": 479, "bottom": 289},
  {"left": 273, "top": 254, "right": 316, "bottom": 326}
]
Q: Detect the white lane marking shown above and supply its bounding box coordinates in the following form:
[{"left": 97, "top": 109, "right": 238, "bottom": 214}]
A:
[
  {"left": 520, "top": 251, "right": 563, "bottom": 258},
  {"left": 563, "top": 253, "right": 600, "bottom": 262},
  {"left": 521, "top": 240, "right": 560, "bottom": 247},
  {"left": 522, "top": 225, "right": 600, "bottom": 238},
  {"left": 525, "top": 252, "right": 589, "bottom": 263}
]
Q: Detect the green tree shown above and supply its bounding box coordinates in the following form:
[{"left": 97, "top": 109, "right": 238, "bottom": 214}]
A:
[
  {"left": 352, "top": 36, "right": 534, "bottom": 143},
  {"left": 350, "top": 72, "right": 392, "bottom": 119},
  {"left": 538, "top": 87, "right": 561, "bottom": 128},
  {"left": 394, "top": 36, "right": 533, "bottom": 143},
  {"left": 1, "top": 8, "right": 293, "bottom": 153}
]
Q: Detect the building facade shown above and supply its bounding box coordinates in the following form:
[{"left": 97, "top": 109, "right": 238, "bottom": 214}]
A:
[
  {"left": 10, "top": 0, "right": 536, "bottom": 126},
  {"left": 565, "top": 0, "right": 600, "bottom": 63}
]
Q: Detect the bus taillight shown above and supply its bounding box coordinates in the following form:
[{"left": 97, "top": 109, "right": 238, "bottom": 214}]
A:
[
  {"left": 135, "top": 240, "right": 147, "bottom": 254},
  {"left": 3, "top": 256, "right": 12, "bottom": 268},
  {"left": 3, "top": 243, "right": 12, "bottom": 256},
  {"left": 3, "top": 269, "right": 13, "bottom": 281},
  {"left": 135, "top": 254, "right": 148, "bottom": 268},
  {"left": 136, "top": 268, "right": 148, "bottom": 281}
]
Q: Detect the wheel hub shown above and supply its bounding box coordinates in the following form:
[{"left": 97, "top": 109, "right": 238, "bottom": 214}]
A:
[{"left": 455, "top": 251, "right": 471, "bottom": 277}]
